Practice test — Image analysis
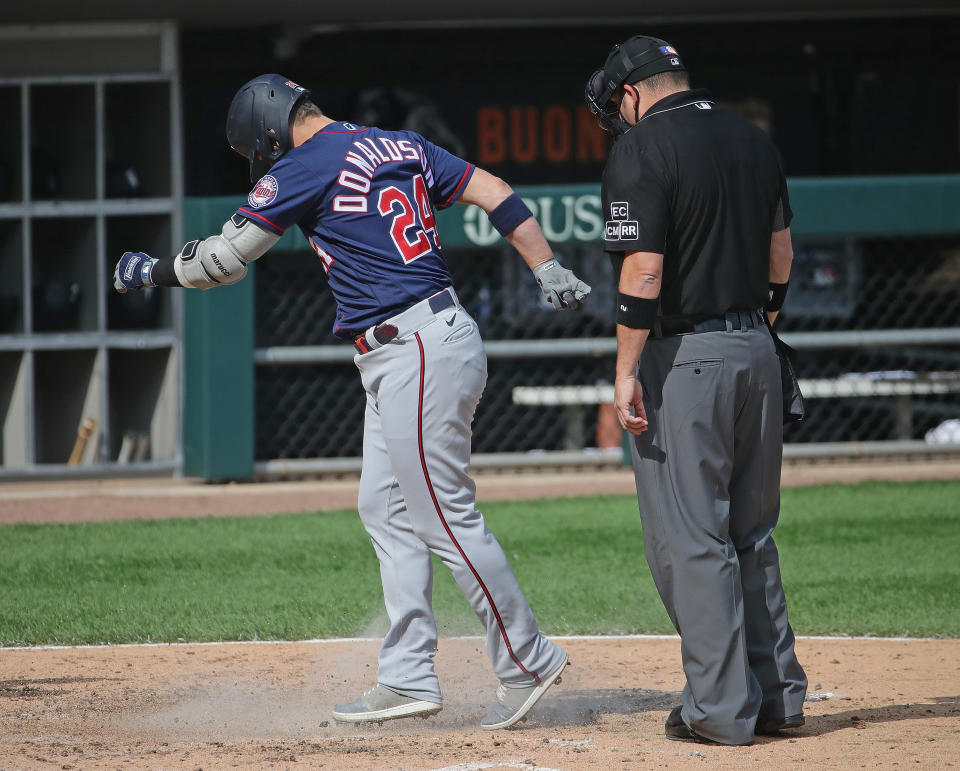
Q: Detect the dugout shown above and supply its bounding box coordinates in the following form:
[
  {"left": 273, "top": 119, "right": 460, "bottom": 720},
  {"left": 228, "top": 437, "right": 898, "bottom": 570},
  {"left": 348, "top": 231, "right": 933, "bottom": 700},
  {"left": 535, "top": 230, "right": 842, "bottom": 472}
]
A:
[{"left": 0, "top": 2, "right": 958, "bottom": 479}]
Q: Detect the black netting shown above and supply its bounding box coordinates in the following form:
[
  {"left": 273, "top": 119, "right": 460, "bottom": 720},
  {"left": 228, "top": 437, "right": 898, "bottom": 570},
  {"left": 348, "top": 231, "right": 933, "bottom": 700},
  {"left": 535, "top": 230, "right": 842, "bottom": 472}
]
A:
[
  {"left": 254, "top": 234, "right": 960, "bottom": 459},
  {"left": 779, "top": 235, "right": 960, "bottom": 331},
  {"left": 777, "top": 235, "right": 960, "bottom": 443},
  {"left": 784, "top": 345, "right": 960, "bottom": 444},
  {"left": 472, "top": 356, "right": 615, "bottom": 453},
  {"left": 255, "top": 365, "right": 365, "bottom": 460},
  {"left": 255, "top": 251, "right": 340, "bottom": 347}
]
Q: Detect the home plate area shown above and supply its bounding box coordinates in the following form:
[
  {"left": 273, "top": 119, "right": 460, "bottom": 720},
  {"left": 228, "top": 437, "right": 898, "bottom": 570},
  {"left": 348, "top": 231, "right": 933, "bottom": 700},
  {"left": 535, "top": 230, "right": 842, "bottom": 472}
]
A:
[{"left": 1, "top": 636, "right": 957, "bottom": 769}]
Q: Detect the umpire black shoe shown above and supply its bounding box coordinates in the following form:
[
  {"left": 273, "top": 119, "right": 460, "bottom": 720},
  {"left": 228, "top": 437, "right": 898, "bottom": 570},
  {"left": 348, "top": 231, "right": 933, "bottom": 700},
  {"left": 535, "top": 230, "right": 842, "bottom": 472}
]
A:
[
  {"left": 664, "top": 706, "right": 721, "bottom": 745},
  {"left": 756, "top": 713, "right": 805, "bottom": 735}
]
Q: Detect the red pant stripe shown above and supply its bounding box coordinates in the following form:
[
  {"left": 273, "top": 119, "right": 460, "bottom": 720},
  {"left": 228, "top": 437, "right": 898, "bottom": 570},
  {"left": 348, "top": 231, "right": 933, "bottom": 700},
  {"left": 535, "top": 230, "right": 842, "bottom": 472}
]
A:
[{"left": 413, "top": 332, "right": 539, "bottom": 684}]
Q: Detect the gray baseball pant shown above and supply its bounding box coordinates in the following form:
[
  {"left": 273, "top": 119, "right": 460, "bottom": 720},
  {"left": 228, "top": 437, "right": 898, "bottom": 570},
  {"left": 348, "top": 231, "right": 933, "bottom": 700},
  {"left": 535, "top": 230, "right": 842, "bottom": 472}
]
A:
[
  {"left": 353, "top": 288, "right": 566, "bottom": 703},
  {"left": 630, "top": 324, "right": 807, "bottom": 744}
]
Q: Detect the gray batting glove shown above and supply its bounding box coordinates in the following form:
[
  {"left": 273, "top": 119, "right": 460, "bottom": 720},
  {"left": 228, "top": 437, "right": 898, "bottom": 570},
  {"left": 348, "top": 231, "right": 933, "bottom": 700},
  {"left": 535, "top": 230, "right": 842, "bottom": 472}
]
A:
[{"left": 533, "top": 258, "right": 591, "bottom": 310}]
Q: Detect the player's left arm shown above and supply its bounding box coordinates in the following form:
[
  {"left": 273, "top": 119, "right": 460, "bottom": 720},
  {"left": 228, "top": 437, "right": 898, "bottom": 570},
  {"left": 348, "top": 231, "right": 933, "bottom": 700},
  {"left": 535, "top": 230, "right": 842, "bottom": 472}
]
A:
[
  {"left": 459, "top": 167, "right": 592, "bottom": 310},
  {"left": 113, "top": 214, "right": 279, "bottom": 293},
  {"left": 114, "top": 156, "right": 312, "bottom": 294}
]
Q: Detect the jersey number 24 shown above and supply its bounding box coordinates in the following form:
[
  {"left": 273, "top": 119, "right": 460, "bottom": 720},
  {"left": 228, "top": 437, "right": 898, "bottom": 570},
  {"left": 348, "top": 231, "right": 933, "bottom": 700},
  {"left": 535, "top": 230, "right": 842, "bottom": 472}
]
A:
[{"left": 377, "top": 174, "right": 440, "bottom": 264}]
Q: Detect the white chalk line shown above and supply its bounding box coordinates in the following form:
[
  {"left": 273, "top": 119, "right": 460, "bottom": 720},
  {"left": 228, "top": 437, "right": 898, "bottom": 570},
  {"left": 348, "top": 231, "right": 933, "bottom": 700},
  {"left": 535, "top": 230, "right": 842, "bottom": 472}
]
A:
[
  {"left": 1, "top": 632, "right": 955, "bottom": 653},
  {"left": 430, "top": 764, "right": 562, "bottom": 771}
]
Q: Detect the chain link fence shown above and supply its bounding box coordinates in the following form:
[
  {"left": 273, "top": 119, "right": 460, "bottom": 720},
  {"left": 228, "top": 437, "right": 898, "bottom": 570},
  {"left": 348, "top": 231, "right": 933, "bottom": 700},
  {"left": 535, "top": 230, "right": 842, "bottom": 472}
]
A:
[
  {"left": 781, "top": 234, "right": 960, "bottom": 446},
  {"left": 253, "top": 228, "right": 960, "bottom": 463},
  {"left": 254, "top": 242, "right": 617, "bottom": 461}
]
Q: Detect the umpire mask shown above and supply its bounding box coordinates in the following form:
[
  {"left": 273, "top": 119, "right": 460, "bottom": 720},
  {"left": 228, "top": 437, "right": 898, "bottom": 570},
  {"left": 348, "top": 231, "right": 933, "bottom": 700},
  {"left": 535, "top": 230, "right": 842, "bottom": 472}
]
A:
[
  {"left": 585, "top": 35, "right": 686, "bottom": 137},
  {"left": 226, "top": 74, "right": 311, "bottom": 182}
]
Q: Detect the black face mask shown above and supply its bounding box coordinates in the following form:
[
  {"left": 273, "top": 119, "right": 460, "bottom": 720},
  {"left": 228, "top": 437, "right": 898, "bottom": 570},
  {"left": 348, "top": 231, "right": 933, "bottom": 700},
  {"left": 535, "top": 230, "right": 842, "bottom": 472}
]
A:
[{"left": 585, "top": 68, "right": 625, "bottom": 138}]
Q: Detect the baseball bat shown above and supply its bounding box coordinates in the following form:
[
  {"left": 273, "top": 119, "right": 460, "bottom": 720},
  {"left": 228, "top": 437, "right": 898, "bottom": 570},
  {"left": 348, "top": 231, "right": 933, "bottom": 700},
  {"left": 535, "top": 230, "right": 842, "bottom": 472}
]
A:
[{"left": 68, "top": 416, "right": 98, "bottom": 465}]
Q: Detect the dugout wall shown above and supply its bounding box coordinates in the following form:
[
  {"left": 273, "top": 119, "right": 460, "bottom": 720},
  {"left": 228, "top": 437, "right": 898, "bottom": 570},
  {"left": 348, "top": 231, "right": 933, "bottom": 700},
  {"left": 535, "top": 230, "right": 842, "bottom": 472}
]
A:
[{"left": 0, "top": 23, "right": 184, "bottom": 479}]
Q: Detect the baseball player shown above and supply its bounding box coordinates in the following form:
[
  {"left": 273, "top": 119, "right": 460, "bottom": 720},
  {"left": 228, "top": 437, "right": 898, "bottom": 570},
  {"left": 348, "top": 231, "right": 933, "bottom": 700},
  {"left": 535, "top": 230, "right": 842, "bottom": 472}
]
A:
[
  {"left": 586, "top": 37, "right": 807, "bottom": 744},
  {"left": 114, "top": 75, "right": 589, "bottom": 729}
]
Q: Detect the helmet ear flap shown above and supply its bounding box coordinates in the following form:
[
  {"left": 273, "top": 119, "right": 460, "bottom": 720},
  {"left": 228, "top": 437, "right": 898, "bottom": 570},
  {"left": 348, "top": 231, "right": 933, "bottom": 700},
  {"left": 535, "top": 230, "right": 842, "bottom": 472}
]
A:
[{"left": 249, "top": 155, "right": 271, "bottom": 184}]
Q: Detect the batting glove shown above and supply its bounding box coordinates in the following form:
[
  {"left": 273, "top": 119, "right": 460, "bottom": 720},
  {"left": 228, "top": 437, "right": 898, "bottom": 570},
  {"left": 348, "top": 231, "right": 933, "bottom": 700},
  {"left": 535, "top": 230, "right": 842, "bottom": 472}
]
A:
[
  {"left": 533, "top": 258, "right": 592, "bottom": 310},
  {"left": 114, "top": 251, "right": 158, "bottom": 294}
]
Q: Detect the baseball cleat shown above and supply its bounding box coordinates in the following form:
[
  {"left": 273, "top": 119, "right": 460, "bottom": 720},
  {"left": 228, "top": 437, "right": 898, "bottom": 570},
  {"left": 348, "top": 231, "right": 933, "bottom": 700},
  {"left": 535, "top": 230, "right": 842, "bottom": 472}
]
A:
[
  {"left": 481, "top": 656, "right": 567, "bottom": 730},
  {"left": 332, "top": 684, "right": 442, "bottom": 723}
]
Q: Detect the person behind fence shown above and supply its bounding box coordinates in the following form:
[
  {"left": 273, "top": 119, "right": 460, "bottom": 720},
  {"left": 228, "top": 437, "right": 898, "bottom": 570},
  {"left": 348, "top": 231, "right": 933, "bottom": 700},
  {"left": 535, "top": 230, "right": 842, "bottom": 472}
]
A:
[
  {"left": 113, "top": 74, "right": 591, "bottom": 729},
  {"left": 585, "top": 36, "right": 808, "bottom": 745}
]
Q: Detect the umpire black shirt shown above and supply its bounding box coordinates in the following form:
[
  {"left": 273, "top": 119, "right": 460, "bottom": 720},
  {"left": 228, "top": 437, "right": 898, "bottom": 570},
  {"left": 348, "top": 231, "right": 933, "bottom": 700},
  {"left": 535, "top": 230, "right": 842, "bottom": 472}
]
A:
[{"left": 602, "top": 88, "right": 792, "bottom": 317}]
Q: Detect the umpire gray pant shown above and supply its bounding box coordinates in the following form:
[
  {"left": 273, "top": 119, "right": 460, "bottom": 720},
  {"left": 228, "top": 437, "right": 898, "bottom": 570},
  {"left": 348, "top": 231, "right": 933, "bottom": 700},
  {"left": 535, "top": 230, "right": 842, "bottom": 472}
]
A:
[{"left": 630, "top": 324, "right": 807, "bottom": 745}]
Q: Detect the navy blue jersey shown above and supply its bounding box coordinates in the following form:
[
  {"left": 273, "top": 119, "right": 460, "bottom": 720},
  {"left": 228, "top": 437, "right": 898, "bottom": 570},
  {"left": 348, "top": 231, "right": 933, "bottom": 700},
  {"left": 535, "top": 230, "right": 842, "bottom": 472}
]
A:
[{"left": 236, "top": 122, "right": 475, "bottom": 337}]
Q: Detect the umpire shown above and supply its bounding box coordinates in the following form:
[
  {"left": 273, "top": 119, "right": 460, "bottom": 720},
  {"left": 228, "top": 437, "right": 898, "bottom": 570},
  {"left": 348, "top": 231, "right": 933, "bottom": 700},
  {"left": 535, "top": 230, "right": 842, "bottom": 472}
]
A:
[{"left": 586, "top": 35, "right": 807, "bottom": 745}]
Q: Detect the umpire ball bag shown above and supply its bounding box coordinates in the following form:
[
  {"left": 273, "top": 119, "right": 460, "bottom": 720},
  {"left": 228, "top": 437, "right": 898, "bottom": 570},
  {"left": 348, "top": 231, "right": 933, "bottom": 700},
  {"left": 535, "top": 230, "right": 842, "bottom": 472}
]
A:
[{"left": 764, "top": 318, "right": 806, "bottom": 424}]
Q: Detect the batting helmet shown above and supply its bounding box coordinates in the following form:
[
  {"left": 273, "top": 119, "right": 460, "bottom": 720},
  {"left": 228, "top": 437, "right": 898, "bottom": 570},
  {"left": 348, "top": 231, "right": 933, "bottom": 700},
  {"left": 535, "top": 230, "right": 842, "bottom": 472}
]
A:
[
  {"left": 585, "top": 35, "right": 686, "bottom": 137},
  {"left": 226, "top": 74, "right": 311, "bottom": 182}
]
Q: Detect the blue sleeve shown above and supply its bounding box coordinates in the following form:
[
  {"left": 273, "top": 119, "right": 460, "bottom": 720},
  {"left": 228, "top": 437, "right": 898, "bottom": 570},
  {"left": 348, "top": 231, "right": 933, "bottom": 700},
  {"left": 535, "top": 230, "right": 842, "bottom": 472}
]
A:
[
  {"left": 237, "top": 156, "right": 317, "bottom": 234},
  {"left": 409, "top": 134, "right": 475, "bottom": 210}
]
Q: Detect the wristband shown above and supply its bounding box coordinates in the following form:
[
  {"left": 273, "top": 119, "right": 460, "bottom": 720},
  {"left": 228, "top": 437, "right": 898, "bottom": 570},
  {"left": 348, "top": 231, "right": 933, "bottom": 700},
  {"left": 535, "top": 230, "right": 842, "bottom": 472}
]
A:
[
  {"left": 140, "top": 257, "right": 158, "bottom": 288},
  {"left": 766, "top": 281, "right": 789, "bottom": 312},
  {"left": 488, "top": 193, "right": 533, "bottom": 236},
  {"left": 617, "top": 292, "right": 658, "bottom": 329}
]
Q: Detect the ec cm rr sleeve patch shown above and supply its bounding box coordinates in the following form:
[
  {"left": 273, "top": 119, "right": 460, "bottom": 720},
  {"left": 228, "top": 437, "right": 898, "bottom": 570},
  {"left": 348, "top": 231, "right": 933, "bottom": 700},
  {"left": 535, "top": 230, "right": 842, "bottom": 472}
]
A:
[{"left": 601, "top": 140, "right": 670, "bottom": 254}]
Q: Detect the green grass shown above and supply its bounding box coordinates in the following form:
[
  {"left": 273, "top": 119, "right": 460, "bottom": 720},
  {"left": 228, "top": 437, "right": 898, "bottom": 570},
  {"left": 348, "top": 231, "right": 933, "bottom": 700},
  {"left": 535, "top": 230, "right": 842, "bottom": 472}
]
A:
[{"left": 1, "top": 479, "right": 958, "bottom": 645}]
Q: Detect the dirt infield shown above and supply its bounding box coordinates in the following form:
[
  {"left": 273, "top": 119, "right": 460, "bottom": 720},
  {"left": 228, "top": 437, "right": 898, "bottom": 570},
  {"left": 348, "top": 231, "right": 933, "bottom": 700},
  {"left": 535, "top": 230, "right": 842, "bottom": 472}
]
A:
[
  {"left": 2, "top": 462, "right": 958, "bottom": 768},
  {"left": 1, "top": 637, "right": 958, "bottom": 769}
]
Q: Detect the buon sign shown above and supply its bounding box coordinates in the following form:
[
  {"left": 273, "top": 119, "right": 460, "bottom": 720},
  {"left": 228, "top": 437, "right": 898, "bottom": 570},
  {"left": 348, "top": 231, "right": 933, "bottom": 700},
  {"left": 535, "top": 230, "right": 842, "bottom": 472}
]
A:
[{"left": 476, "top": 105, "right": 609, "bottom": 165}]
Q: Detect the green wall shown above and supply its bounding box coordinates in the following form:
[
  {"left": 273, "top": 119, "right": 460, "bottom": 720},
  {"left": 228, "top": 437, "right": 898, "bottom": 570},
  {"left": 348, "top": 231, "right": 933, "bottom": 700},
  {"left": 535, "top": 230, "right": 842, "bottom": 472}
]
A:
[
  {"left": 182, "top": 203, "right": 256, "bottom": 480},
  {"left": 181, "top": 174, "right": 960, "bottom": 479}
]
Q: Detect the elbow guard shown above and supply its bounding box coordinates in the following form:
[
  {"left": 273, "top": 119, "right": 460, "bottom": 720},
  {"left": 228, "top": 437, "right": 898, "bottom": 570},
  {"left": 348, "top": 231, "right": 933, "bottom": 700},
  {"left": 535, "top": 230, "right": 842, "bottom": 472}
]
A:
[{"left": 174, "top": 214, "right": 279, "bottom": 289}]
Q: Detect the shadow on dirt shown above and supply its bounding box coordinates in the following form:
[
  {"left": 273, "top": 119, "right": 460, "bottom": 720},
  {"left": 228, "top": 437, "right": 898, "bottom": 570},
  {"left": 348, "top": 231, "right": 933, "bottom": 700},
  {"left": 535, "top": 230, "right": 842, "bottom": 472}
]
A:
[{"left": 762, "top": 697, "right": 960, "bottom": 741}]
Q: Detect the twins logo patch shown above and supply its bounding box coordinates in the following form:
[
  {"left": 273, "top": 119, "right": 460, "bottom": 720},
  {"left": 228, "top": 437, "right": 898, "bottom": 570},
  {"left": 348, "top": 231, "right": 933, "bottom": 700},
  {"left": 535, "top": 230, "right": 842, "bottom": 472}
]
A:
[{"left": 248, "top": 175, "right": 279, "bottom": 209}]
